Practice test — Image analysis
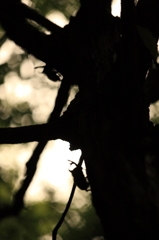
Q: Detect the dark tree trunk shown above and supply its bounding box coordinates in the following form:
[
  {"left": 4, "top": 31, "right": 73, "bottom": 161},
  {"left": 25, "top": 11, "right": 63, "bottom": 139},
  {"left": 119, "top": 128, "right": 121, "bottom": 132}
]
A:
[{"left": 71, "top": 1, "right": 159, "bottom": 239}]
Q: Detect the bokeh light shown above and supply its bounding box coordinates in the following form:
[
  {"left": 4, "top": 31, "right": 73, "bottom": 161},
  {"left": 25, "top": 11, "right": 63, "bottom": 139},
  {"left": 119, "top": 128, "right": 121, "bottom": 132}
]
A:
[
  {"left": 0, "top": 8, "right": 82, "bottom": 204},
  {"left": 46, "top": 11, "right": 69, "bottom": 28},
  {"left": 111, "top": 0, "right": 121, "bottom": 17},
  {"left": 0, "top": 40, "right": 16, "bottom": 65}
]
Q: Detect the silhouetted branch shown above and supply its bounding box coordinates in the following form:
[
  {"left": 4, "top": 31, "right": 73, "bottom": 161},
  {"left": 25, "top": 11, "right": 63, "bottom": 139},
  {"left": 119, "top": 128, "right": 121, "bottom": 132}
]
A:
[
  {"left": 0, "top": 106, "right": 79, "bottom": 218},
  {"left": 12, "top": 78, "right": 73, "bottom": 215},
  {"left": 0, "top": 0, "right": 62, "bottom": 69},
  {"left": 52, "top": 184, "right": 76, "bottom": 240},
  {"left": 0, "top": 0, "right": 81, "bottom": 216},
  {"left": 52, "top": 154, "right": 84, "bottom": 240},
  {"left": 20, "top": 2, "right": 62, "bottom": 34},
  {"left": 0, "top": 123, "right": 59, "bottom": 144},
  {"left": 0, "top": 81, "right": 75, "bottom": 145}
]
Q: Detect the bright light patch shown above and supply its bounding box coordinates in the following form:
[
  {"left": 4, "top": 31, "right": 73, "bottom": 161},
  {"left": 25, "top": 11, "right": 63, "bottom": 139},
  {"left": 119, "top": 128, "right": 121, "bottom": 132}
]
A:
[
  {"left": 46, "top": 11, "right": 69, "bottom": 28},
  {"left": 3, "top": 72, "right": 33, "bottom": 105},
  {"left": 32, "top": 103, "right": 51, "bottom": 123},
  {"left": 111, "top": 0, "right": 121, "bottom": 17},
  {"left": 21, "top": 0, "right": 32, "bottom": 6},
  {"left": 20, "top": 59, "right": 34, "bottom": 79},
  {"left": 39, "top": 141, "right": 70, "bottom": 188},
  {"left": 15, "top": 83, "right": 32, "bottom": 98},
  {"left": 149, "top": 101, "right": 159, "bottom": 122},
  {"left": 23, "top": 141, "right": 82, "bottom": 202},
  {"left": 0, "top": 40, "right": 16, "bottom": 65}
]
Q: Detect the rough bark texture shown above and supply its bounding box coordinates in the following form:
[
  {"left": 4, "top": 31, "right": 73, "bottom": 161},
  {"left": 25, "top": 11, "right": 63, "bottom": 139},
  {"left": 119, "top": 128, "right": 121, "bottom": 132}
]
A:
[
  {"left": 1, "top": 0, "right": 159, "bottom": 239},
  {"left": 67, "top": 1, "right": 159, "bottom": 239}
]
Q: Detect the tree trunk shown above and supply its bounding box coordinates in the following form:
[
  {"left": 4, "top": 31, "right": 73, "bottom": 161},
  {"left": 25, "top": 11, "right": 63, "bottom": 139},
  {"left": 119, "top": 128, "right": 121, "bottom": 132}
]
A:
[{"left": 70, "top": 1, "right": 159, "bottom": 239}]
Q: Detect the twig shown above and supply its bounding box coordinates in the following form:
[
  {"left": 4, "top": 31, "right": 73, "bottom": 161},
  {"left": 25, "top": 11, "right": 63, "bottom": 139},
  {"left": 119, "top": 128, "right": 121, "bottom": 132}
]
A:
[
  {"left": 52, "top": 183, "right": 76, "bottom": 240},
  {"left": 12, "top": 78, "right": 71, "bottom": 214},
  {"left": 52, "top": 154, "right": 84, "bottom": 240}
]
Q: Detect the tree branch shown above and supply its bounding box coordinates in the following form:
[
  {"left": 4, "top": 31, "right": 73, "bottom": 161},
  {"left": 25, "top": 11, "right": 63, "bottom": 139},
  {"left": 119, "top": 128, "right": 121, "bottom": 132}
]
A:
[
  {"left": 0, "top": 0, "right": 61, "bottom": 66},
  {"left": 11, "top": 78, "right": 74, "bottom": 215},
  {"left": 0, "top": 123, "right": 58, "bottom": 144},
  {"left": 19, "top": 2, "right": 62, "bottom": 34},
  {"left": 0, "top": 0, "right": 74, "bottom": 84},
  {"left": 0, "top": 0, "right": 82, "bottom": 217}
]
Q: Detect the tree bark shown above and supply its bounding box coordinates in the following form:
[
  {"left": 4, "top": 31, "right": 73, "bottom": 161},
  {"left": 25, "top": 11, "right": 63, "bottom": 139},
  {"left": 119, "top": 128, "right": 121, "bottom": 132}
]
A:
[{"left": 72, "top": 1, "right": 159, "bottom": 239}]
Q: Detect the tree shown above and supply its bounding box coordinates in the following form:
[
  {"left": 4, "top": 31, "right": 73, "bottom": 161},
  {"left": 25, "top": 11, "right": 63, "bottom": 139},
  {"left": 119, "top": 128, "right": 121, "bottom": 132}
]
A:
[{"left": 0, "top": 0, "right": 159, "bottom": 239}]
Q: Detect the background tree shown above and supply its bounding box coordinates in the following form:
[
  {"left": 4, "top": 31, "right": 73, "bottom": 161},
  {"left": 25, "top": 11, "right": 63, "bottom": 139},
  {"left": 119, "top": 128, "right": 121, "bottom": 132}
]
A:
[{"left": 1, "top": 0, "right": 159, "bottom": 239}]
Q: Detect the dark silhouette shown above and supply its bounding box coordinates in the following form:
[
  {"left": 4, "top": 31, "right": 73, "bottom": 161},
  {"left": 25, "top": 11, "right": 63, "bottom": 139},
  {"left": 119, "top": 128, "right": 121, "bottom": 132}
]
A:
[{"left": 1, "top": 0, "right": 159, "bottom": 239}]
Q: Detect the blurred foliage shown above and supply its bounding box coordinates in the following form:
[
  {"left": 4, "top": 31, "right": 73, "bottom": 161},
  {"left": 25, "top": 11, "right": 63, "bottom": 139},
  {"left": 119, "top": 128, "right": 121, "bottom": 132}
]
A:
[
  {"left": 0, "top": 168, "right": 103, "bottom": 240},
  {"left": 32, "top": 0, "right": 80, "bottom": 19},
  {"left": 0, "top": 168, "right": 17, "bottom": 206}
]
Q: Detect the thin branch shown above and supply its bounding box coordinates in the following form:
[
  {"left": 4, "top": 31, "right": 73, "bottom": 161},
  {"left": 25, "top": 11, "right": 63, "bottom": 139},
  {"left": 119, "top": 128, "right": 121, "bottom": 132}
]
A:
[
  {"left": 52, "top": 183, "right": 76, "bottom": 240},
  {"left": 52, "top": 154, "right": 84, "bottom": 240},
  {"left": 12, "top": 78, "right": 71, "bottom": 214},
  {"left": 0, "top": 80, "right": 76, "bottom": 145},
  {"left": 0, "top": 0, "right": 81, "bottom": 215},
  {"left": 0, "top": 0, "right": 74, "bottom": 219},
  {"left": 0, "top": 0, "right": 62, "bottom": 66}
]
